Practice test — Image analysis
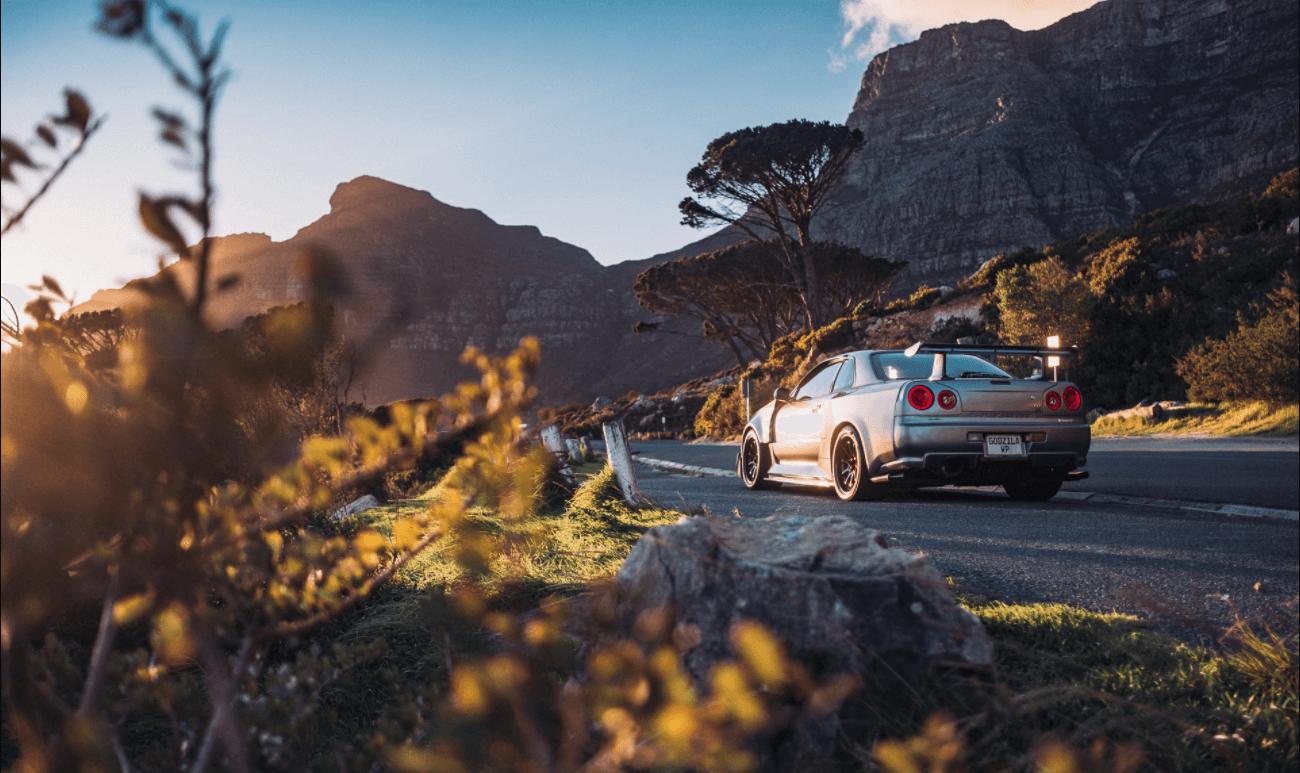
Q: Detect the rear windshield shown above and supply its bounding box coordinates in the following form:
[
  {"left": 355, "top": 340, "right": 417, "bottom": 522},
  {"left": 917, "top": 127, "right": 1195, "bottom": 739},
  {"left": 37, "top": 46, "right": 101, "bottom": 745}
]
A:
[{"left": 871, "top": 352, "right": 1012, "bottom": 381}]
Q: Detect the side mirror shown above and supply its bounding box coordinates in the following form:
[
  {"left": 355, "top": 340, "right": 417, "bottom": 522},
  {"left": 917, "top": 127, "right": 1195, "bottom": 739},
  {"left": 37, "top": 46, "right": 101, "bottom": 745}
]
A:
[{"left": 773, "top": 387, "right": 791, "bottom": 403}]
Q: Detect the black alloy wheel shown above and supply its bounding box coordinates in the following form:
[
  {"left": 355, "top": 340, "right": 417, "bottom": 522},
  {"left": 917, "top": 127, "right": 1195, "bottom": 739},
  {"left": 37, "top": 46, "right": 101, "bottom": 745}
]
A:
[
  {"left": 1003, "top": 476, "right": 1063, "bottom": 502},
  {"left": 740, "top": 431, "right": 778, "bottom": 490},
  {"left": 832, "top": 426, "right": 877, "bottom": 501}
]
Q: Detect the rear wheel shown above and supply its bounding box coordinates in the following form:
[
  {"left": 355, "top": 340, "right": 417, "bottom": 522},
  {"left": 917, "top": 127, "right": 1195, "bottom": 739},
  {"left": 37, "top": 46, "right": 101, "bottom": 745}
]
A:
[
  {"left": 1003, "top": 476, "right": 1063, "bottom": 502},
  {"left": 832, "top": 426, "right": 880, "bottom": 501},
  {"left": 739, "top": 431, "right": 778, "bottom": 490}
]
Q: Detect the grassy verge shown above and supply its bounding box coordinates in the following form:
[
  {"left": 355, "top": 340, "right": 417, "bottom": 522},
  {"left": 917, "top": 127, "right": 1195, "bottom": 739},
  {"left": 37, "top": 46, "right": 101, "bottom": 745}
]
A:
[
  {"left": 1092, "top": 401, "right": 1298, "bottom": 438},
  {"left": 311, "top": 463, "right": 1296, "bottom": 771}
]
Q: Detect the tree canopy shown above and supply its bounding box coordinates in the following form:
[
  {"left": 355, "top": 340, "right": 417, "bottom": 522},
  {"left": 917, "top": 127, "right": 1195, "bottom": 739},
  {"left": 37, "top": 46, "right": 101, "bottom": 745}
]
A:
[
  {"left": 636, "top": 239, "right": 898, "bottom": 366},
  {"left": 679, "top": 119, "right": 865, "bottom": 328}
]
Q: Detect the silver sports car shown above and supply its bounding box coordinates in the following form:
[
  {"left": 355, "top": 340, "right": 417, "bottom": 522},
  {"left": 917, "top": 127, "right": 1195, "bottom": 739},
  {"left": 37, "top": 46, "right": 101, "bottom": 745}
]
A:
[{"left": 737, "top": 342, "right": 1090, "bottom": 502}]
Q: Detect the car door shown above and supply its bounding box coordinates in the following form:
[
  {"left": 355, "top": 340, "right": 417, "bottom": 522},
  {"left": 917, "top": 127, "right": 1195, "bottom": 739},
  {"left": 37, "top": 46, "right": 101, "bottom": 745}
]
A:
[{"left": 771, "top": 360, "right": 842, "bottom": 464}]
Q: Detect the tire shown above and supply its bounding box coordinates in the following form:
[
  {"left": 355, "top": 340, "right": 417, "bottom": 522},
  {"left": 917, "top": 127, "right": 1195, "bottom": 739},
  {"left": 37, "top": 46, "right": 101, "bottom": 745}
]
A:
[
  {"left": 1003, "top": 477, "right": 1063, "bottom": 502},
  {"left": 739, "top": 431, "right": 779, "bottom": 490},
  {"left": 832, "top": 426, "right": 880, "bottom": 501}
]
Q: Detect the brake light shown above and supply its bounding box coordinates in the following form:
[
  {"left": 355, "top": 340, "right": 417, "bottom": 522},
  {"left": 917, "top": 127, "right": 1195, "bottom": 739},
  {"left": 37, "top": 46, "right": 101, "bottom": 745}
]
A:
[
  {"left": 907, "top": 384, "right": 934, "bottom": 410},
  {"left": 1045, "top": 391, "right": 1061, "bottom": 411},
  {"left": 937, "top": 390, "right": 956, "bottom": 410},
  {"left": 1063, "top": 386, "right": 1081, "bottom": 411}
]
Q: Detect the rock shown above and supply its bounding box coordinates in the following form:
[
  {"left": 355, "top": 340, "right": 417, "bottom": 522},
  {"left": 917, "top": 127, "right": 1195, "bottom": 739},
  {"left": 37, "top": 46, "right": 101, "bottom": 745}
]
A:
[
  {"left": 565, "top": 438, "right": 586, "bottom": 465},
  {"left": 1105, "top": 403, "right": 1165, "bottom": 420},
  {"left": 1087, "top": 407, "right": 1110, "bottom": 421},
  {"left": 331, "top": 494, "right": 380, "bottom": 521},
  {"left": 591, "top": 396, "right": 613, "bottom": 410},
  {"left": 1157, "top": 268, "right": 1178, "bottom": 280},
  {"left": 1288, "top": 217, "right": 1299, "bottom": 236},
  {"left": 613, "top": 513, "right": 992, "bottom": 769}
]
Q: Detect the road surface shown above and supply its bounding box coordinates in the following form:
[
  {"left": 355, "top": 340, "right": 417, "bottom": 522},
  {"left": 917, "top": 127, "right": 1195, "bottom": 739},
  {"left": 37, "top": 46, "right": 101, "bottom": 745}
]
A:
[{"left": 597, "top": 436, "right": 1299, "bottom": 644}]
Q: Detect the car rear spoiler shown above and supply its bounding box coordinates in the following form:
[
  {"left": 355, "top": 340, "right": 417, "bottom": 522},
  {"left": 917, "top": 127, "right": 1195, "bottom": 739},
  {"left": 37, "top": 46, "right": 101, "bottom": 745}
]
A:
[{"left": 904, "top": 341, "right": 1079, "bottom": 380}]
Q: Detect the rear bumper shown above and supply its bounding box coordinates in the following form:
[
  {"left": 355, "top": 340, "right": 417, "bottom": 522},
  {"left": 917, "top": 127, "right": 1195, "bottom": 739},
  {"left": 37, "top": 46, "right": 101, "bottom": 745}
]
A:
[{"left": 882, "top": 417, "right": 1090, "bottom": 486}]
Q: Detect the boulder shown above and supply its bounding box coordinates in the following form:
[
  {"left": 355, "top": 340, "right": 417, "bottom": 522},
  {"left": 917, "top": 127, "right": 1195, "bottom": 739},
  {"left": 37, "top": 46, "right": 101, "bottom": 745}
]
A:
[
  {"left": 331, "top": 494, "right": 380, "bottom": 521},
  {"left": 591, "top": 396, "right": 613, "bottom": 410},
  {"left": 1287, "top": 217, "right": 1298, "bottom": 236},
  {"left": 613, "top": 513, "right": 992, "bottom": 768}
]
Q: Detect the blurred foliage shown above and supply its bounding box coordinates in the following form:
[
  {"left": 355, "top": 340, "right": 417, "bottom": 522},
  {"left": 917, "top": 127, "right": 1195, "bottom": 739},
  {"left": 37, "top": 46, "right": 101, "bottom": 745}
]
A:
[
  {"left": 1177, "top": 274, "right": 1298, "bottom": 405},
  {"left": 1, "top": 89, "right": 106, "bottom": 237},
  {"left": 635, "top": 239, "right": 898, "bottom": 367}
]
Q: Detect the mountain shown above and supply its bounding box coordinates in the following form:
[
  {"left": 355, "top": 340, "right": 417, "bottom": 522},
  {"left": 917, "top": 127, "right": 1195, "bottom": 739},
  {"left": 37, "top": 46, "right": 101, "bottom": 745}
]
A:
[
  {"left": 817, "top": 0, "right": 1298, "bottom": 290},
  {"left": 74, "top": 176, "right": 734, "bottom": 406},
  {"left": 72, "top": 0, "right": 1297, "bottom": 405}
]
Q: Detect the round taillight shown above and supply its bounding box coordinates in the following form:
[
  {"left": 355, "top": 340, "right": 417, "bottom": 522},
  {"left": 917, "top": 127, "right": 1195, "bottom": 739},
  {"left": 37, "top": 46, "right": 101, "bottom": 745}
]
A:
[
  {"left": 1063, "top": 386, "right": 1081, "bottom": 411},
  {"left": 937, "top": 390, "right": 956, "bottom": 410},
  {"left": 1045, "top": 391, "right": 1061, "bottom": 411},
  {"left": 907, "top": 384, "right": 934, "bottom": 410}
]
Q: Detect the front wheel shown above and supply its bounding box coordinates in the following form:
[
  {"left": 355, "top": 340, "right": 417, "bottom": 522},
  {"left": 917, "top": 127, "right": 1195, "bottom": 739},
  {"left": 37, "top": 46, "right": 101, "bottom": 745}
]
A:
[
  {"left": 1003, "top": 477, "right": 1063, "bottom": 502},
  {"left": 832, "top": 426, "right": 880, "bottom": 501},
  {"left": 739, "top": 431, "right": 778, "bottom": 490}
]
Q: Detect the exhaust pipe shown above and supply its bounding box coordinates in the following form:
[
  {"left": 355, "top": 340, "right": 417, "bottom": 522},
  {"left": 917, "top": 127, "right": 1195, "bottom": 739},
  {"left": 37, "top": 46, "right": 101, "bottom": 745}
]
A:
[{"left": 938, "top": 458, "right": 967, "bottom": 478}]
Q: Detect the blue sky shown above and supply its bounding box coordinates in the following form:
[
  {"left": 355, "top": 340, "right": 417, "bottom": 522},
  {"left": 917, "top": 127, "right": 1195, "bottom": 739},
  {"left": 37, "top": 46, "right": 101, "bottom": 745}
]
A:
[{"left": 2, "top": 0, "right": 1093, "bottom": 306}]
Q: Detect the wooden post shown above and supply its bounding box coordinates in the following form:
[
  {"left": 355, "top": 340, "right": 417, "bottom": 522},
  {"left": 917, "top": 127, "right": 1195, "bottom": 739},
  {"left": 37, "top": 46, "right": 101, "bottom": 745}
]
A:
[
  {"left": 601, "top": 419, "right": 642, "bottom": 505},
  {"left": 540, "top": 424, "right": 576, "bottom": 487}
]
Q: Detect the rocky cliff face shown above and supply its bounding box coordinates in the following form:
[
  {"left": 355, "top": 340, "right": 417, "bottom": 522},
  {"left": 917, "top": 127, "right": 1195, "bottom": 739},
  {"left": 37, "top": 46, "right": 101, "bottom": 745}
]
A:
[
  {"left": 76, "top": 176, "right": 733, "bottom": 406},
  {"left": 819, "top": 0, "right": 1298, "bottom": 290}
]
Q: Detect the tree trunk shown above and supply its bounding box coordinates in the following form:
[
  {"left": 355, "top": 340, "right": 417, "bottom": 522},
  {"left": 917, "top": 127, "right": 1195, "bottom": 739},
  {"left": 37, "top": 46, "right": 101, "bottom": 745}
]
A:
[{"left": 794, "top": 223, "right": 822, "bottom": 329}]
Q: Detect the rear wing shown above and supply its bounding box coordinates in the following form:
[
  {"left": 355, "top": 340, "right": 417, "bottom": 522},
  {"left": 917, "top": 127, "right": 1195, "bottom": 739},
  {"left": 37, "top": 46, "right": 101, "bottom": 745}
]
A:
[{"left": 904, "top": 341, "right": 1079, "bottom": 380}]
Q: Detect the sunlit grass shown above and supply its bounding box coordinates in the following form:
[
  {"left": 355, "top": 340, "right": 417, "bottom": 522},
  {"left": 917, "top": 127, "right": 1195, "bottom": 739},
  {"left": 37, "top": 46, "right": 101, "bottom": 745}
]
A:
[{"left": 1092, "top": 401, "right": 1298, "bottom": 437}]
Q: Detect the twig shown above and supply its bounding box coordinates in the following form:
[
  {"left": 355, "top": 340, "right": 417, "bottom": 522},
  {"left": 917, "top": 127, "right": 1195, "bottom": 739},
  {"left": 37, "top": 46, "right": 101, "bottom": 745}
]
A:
[
  {"left": 190, "top": 632, "right": 255, "bottom": 773},
  {"left": 76, "top": 569, "right": 120, "bottom": 717},
  {"left": 111, "top": 726, "right": 138, "bottom": 773},
  {"left": 1, "top": 116, "right": 106, "bottom": 236}
]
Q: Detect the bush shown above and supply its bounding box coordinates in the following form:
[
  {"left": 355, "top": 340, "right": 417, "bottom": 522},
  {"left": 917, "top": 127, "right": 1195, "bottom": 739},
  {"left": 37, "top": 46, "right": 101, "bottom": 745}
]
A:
[
  {"left": 694, "top": 383, "right": 744, "bottom": 438},
  {"left": 994, "top": 256, "right": 1096, "bottom": 350},
  {"left": 1177, "top": 275, "right": 1299, "bottom": 405}
]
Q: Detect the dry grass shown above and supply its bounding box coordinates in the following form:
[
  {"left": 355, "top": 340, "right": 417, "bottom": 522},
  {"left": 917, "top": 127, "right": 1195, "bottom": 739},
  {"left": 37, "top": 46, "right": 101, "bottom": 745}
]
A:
[{"left": 1092, "top": 401, "right": 1298, "bottom": 438}]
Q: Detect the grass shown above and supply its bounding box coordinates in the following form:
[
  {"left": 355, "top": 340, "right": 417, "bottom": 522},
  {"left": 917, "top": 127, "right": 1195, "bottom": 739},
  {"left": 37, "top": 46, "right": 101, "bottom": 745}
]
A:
[
  {"left": 1091, "top": 401, "right": 1298, "bottom": 438},
  {"left": 306, "top": 461, "right": 1297, "bottom": 772}
]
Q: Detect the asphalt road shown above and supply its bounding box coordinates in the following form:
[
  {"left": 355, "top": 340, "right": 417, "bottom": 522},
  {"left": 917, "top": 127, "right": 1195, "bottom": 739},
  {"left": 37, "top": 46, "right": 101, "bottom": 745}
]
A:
[
  {"left": 599, "top": 437, "right": 1299, "bottom": 644},
  {"left": 617, "top": 435, "right": 1300, "bottom": 510}
]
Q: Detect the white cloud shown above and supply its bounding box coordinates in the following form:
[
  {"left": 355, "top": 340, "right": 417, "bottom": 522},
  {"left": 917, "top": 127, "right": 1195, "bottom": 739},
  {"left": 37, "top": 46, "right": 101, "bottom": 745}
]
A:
[{"left": 833, "top": 0, "right": 1100, "bottom": 68}]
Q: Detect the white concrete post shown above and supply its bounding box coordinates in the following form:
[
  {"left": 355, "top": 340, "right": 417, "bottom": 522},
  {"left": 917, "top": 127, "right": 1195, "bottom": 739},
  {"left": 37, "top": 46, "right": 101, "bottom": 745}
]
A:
[
  {"left": 601, "top": 419, "right": 642, "bottom": 505},
  {"left": 540, "top": 424, "right": 576, "bottom": 487}
]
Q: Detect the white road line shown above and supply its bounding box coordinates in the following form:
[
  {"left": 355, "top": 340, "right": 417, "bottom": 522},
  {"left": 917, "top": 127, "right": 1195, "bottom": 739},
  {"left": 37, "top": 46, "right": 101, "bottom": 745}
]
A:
[{"left": 630, "top": 456, "right": 1299, "bottom": 522}]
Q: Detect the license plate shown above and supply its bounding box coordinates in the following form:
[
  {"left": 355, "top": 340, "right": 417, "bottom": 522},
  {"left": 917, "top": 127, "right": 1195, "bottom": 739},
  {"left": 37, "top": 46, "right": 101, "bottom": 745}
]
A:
[{"left": 984, "top": 435, "right": 1024, "bottom": 456}]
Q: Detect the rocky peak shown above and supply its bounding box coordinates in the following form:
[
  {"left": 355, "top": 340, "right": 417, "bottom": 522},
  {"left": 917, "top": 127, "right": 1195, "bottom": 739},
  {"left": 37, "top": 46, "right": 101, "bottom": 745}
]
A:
[{"left": 820, "top": 0, "right": 1297, "bottom": 291}]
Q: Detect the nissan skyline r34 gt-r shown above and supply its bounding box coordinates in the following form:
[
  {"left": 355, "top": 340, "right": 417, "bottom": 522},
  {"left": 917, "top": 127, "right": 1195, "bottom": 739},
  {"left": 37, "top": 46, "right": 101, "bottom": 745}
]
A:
[{"left": 736, "top": 342, "right": 1091, "bottom": 502}]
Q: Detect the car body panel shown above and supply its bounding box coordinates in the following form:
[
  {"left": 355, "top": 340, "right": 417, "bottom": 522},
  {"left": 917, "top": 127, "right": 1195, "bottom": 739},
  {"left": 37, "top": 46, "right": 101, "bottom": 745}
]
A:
[{"left": 740, "top": 349, "right": 1091, "bottom": 491}]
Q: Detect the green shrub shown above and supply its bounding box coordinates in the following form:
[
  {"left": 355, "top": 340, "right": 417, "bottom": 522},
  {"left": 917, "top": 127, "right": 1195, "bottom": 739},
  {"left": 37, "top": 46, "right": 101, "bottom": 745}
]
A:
[
  {"left": 994, "top": 256, "right": 1096, "bottom": 350},
  {"left": 694, "top": 383, "right": 744, "bottom": 439},
  {"left": 1177, "top": 275, "right": 1299, "bottom": 405}
]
